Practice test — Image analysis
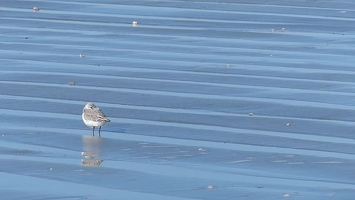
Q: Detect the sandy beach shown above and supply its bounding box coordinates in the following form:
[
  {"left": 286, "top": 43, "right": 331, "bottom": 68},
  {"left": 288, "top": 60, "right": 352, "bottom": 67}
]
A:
[{"left": 1, "top": 0, "right": 355, "bottom": 199}]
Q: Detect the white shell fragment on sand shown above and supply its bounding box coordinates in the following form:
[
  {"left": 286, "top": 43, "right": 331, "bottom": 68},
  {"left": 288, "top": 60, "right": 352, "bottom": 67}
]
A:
[
  {"left": 206, "top": 185, "right": 214, "bottom": 190},
  {"left": 198, "top": 147, "right": 206, "bottom": 151},
  {"left": 132, "top": 21, "right": 138, "bottom": 26},
  {"left": 33, "top": 7, "right": 39, "bottom": 12}
]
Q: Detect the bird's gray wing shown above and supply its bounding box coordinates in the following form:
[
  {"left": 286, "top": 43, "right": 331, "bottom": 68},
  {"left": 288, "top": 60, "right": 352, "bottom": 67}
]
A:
[
  {"left": 84, "top": 108, "right": 109, "bottom": 122},
  {"left": 95, "top": 108, "right": 110, "bottom": 122}
]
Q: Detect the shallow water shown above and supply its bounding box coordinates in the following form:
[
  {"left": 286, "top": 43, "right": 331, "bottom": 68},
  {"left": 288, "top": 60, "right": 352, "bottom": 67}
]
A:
[{"left": 1, "top": 0, "right": 355, "bottom": 199}]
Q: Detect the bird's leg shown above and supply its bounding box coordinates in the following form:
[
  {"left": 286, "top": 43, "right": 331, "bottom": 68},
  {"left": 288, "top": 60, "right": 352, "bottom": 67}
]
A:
[
  {"left": 99, "top": 126, "right": 101, "bottom": 137},
  {"left": 92, "top": 127, "right": 95, "bottom": 136}
]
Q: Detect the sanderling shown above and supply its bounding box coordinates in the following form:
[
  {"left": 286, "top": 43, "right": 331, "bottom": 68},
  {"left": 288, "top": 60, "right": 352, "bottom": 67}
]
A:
[{"left": 82, "top": 102, "right": 110, "bottom": 137}]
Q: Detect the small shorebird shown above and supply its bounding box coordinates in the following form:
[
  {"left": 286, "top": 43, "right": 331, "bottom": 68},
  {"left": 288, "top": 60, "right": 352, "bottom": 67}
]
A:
[{"left": 82, "top": 102, "right": 110, "bottom": 137}]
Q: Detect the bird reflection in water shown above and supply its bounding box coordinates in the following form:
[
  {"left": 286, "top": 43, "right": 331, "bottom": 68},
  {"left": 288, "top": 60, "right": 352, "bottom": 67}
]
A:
[{"left": 81, "top": 135, "right": 104, "bottom": 166}]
